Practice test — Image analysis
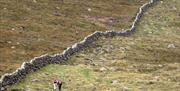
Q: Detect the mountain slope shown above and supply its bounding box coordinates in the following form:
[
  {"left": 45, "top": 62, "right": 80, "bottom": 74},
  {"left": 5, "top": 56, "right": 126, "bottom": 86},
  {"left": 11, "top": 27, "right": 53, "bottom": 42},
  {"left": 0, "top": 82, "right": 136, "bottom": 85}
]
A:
[
  {"left": 9, "top": 0, "right": 180, "bottom": 91},
  {"left": 0, "top": 0, "right": 148, "bottom": 76}
]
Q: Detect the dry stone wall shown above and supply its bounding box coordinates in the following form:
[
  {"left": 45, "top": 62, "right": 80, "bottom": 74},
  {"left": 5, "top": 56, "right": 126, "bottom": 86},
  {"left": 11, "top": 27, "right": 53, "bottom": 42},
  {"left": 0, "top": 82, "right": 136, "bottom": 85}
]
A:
[{"left": 0, "top": 0, "right": 159, "bottom": 90}]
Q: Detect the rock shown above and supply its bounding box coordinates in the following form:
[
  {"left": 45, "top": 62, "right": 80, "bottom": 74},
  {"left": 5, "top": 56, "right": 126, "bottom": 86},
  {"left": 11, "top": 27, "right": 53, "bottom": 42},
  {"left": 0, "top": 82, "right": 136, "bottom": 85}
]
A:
[
  {"left": 111, "top": 80, "right": 118, "bottom": 85},
  {"left": 167, "top": 44, "right": 176, "bottom": 49},
  {"left": 148, "top": 31, "right": 153, "bottom": 34},
  {"left": 54, "top": 12, "right": 61, "bottom": 16},
  {"left": 16, "top": 42, "right": 20, "bottom": 45},
  {"left": 33, "top": 0, "right": 37, "bottom": 3},
  {"left": 158, "top": 64, "right": 163, "bottom": 67},
  {"left": 1, "top": 87, "right": 5, "bottom": 91},
  {"left": 109, "top": 67, "right": 116, "bottom": 71},
  {"left": 100, "top": 67, "right": 107, "bottom": 72},
  {"left": 123, "top": 86, "right": 130, "bottom": 91},
  {"left": 87, "top": 8, "right": 92, "bottom": 12},
  {"left": 172, "top": 6, "right": 177, "bottom": 10},
  {"left": 7, "top": 41, "right": 12, "bottom": 44},
  {"left": 160, "top": 1, "right": 163, "bottom": 4},
  {"left": 11, "top": 46, "right": 15, "bottom": 49},
  {"left": 56, "top": 7, "right": 60, "bottom": 10},
  {"left": 12, "top": 28, "right": 15, "bottom": 31},
  {"left": 120, "top": 47, "right": 126, "bottom": 51},
  {"left": 154, "top": 76, "right": 160, "bottom": 81}
]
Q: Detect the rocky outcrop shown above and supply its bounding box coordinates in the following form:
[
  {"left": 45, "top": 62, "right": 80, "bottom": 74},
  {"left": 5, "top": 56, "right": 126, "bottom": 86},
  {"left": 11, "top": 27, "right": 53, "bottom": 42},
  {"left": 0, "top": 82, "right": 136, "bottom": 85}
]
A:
[{"left": 0, "top": 0, "right": 159, "bottom": 90}]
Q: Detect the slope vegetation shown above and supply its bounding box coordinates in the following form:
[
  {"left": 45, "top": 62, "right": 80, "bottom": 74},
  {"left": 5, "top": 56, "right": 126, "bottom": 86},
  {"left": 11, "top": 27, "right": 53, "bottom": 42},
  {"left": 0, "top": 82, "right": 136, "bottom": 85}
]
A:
[
  {"left": 9, "top": 0, "right": 180, "bottom": 91},
  {"left": 0, "top": 0, "right": 148, "bottom": 76}
]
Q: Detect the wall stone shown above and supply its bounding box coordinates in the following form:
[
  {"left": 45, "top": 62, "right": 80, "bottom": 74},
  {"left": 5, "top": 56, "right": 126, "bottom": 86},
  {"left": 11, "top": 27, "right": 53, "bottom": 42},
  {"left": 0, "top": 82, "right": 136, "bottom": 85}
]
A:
[{"left": 0, "top": 0, "right": 159, "bottom": 90}]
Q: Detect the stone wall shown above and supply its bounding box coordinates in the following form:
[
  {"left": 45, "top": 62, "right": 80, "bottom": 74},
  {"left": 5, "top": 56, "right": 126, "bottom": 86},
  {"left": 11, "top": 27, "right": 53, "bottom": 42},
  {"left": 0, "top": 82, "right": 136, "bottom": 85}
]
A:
[{"left": 0, "top": 0, "right": 159, "bottom": 90}]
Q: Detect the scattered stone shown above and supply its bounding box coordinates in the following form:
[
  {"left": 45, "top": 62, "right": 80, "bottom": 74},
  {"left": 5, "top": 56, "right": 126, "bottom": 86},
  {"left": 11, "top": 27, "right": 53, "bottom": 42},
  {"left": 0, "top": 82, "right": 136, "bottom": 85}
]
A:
[
  {"left": 56, "top": 7, "right": 60, "bottom": 10},
  {"left": 12, "top": 28, "right": 15, "bottom": 31},
  {"left": 172, "top": 6, "right": 177, "bottom": 10},
  {"left": 154, "top": 76, "right": 160, "bottom": 81},
  {"left": 109, "top": 67, "right": 116, "bottom": 71},
  {"left": 1, "top": 87, "right": 5, "bottom": 91},
  {"left": 160, "top": 1, "right": 163, "bottom": 4},
  {"left": 148, "top": 31, "right": 153, "bottom": 34},
  {"left": 167, "top": 44, "right": 176, "bottom": 49},
  {"left": 146, "top": 64, "right": 150, "bottom": 66},
  {"left": 19, "top": 26, "right": 25, "bottom": 31},
  {"left": 120, "top": 47, "right": 126, "bottom": 51},
  {"left": 33, "top": 0, "right": 37, "bottom": 3},
  {"left": 111, "top": 80, "right": 118, "bottom": 85},
  {"left": 123, "top": 86, "right": 130, "bottom": 91},
  {"left": 54, "top": 11, "right": 62, "bottom": 16},
  {"left": 7, "top": 41, "right": 12, "bottom": 44},
  {"left": 100, "top": 67, "right": 107, "bottom": 72},
  {"left": 11, "top": 46, "right": 15, "bottom": 49},
  {"left": 168, "top": 79, "right": 171, "bottom": 81},
  {"left": 174, "top": 62, "right": 178, "bottom": 65},
  {"left": 87, "top": 8, "right": 92, "bottom": 12},
  {"left": 16, "top": 42, "right": 20, "bottom": 45},
  {"left": 158, "top": 64, "right": 163, "bottom": 67}
]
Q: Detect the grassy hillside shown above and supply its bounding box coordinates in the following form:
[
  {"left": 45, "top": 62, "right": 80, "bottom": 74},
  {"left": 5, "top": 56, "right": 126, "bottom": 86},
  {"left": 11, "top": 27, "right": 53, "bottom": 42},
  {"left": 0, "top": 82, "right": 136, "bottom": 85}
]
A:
[
  {"left": 9, "top": 0, "right": 180, "bottom": 91},
  {"left": 0, "top": 0, "right": 148, "bottom": 76}
]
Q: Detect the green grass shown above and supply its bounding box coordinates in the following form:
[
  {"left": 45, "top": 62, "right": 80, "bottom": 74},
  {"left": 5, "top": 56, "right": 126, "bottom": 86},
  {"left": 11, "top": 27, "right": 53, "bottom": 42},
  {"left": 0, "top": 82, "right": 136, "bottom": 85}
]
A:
[
  {"left": 0, "top": 0, "right": 147, "bottom": 76},
  {"left": 8, "top": 0, "right": 180, "bottom": 91}
]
